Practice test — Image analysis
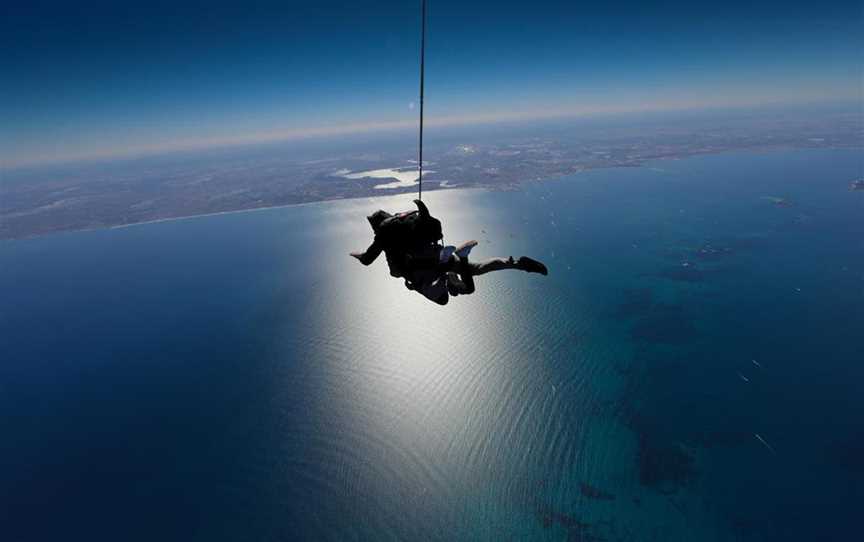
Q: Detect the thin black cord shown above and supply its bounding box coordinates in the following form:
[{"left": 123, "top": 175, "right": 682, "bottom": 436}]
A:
[{"left": 417, "top": 0, "right": 426, "bottom": 200}]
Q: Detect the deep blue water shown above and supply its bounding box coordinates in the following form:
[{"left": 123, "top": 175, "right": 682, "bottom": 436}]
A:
[{"left": 2, "top": 149, "right": 862, "bottom": 541}]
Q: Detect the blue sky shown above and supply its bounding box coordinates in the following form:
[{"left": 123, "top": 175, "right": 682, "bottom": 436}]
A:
[{"left": 2, "top": 0, "right": 861, "bottom": 166}]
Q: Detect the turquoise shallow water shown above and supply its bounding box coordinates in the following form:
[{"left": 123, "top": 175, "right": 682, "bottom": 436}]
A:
[{"left": 2, "top": 149, "right": 862, "bottom": 541}]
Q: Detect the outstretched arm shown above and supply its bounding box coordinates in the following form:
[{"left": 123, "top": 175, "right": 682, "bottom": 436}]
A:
[{"left": 350, "top": 239, "right": 383, "bottom": 265}]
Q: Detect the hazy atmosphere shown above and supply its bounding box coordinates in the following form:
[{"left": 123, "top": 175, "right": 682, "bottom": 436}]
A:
[{"left": 2, "top": 0, "right": 861, "bottom": 165}]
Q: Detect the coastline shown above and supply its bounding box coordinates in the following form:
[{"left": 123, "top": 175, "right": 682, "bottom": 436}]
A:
[{"left": 1, "top": 145, "right": 858, "bottom": 243}]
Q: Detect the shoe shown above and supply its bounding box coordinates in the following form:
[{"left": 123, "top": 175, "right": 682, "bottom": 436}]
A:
[
  {"left": 439, "top": 245, "right": 456, "bottom": 264},
  {"left": 455, "top": 240, "right": 478, "bottom": 259},
  {"left": 516, "top": 256, "right": 548, "bottom": 275},
  {"left": 446, "top": 272, "right": 461, "bottom": 296}
]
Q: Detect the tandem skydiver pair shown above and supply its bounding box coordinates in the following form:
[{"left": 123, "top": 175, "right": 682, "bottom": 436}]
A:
[{"left": 351, "top": 199, "right": 548, "bottom": 305}]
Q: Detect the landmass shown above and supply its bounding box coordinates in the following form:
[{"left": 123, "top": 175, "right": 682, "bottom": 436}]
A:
[{"left": 2, "top": 107, "right": 860, "bottom": 240}]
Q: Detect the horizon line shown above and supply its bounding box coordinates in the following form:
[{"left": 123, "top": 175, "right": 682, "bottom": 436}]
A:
[{"left": 4, "top": 96, "right": 857, "bottom": 169}]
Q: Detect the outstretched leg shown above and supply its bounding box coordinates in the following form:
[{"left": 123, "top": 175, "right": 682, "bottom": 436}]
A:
[
  {"left": 467, "top": 256, "right": 548, "bottom": 276},
  {"left": 443, "top": 239, "right": 548, "bottom": 297},
  {"left": 447, "top": 255, "right": 548, "bottom": 296},
  {"left": 466, "top": 257, "right": 517, "bottom": 275}
]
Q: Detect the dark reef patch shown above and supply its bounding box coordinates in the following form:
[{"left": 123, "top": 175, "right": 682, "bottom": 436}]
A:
[
  {"left": 613, "top": 350, "right": 701, "bottom": 496},
  {"left": 580, "top": 482, "right": 615, "bottom": 501},
  {"left": 686, "top": 430, "right": 752, "bottom": 449},
  {"left": 614, "top": 288, "right": 654, "bottom": 319},
  {"left": 536, "top": 505, "right": 608, "bottom": 541},
  {"left": 637, "top": 436, "right": 697, "bottom": 494},
  {"left": 672, "top": 235, "right": 765, "bottom": 261}
]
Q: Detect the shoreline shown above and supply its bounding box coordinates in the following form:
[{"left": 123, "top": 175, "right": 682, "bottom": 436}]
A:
[
  {"left": 1, "top": 145, "right": 857, "bottom": 243},
  {"left": 0, "top": 188, "right": 486, "bottom": 243}
]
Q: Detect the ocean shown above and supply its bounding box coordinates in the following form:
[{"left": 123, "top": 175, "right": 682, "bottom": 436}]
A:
[{"left": 2, "top": 148, "right": 862, "bottom": 541}]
